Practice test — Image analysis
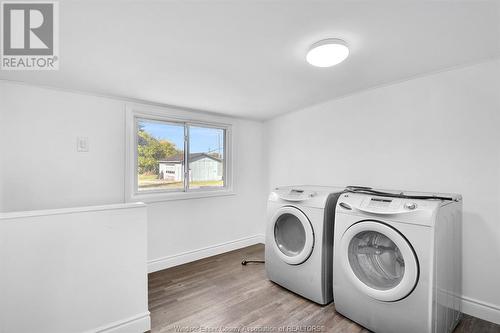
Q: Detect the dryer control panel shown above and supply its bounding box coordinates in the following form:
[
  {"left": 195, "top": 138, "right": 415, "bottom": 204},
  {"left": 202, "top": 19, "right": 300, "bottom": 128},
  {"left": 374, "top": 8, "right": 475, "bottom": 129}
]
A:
[
  {"left": 268, "top": 186, "right": 342, "bottom": 209},
  {"left": 276, "top": 188, "right": 316, "bottom": 202}
]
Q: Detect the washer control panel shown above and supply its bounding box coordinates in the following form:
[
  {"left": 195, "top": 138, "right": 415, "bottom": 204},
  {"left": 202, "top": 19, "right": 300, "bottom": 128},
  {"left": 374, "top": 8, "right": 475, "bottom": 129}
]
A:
[
  {"left": 361, "top": 197, "right": 421, "bottom": 212},
  {"left": 350, "top": 196, "right": 425, "bottom": 214},
  {"left": 367, "top": 197, "right": 393, "bottom": 208},
  {"left": 337, "top": 192, "right": 442, "bottom": 225}
]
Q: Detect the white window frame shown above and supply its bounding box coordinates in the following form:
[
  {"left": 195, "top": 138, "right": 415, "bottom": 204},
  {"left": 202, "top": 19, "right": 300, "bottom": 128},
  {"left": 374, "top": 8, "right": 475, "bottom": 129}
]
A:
[{"left": 125, "top": 105, "right": 233, "bottom": 202}]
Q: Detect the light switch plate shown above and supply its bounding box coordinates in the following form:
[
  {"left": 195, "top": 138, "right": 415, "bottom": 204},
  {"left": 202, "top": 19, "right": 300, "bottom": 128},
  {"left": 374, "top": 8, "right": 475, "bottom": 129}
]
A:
[{"left": 76, "top": 136, "right": 89, "bottom": 152}]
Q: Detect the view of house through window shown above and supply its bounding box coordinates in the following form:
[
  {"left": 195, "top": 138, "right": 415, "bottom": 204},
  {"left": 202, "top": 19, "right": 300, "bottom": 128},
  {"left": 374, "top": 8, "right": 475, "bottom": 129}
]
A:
[
  {"left": 137, "top": 119, "right": 185, "bottom": 191},
  {"left": 136, "top": 118, "right": 226, "bottom": 192},
  {"left": 188, "top": 126, "right": 225, "bottom": 189}
]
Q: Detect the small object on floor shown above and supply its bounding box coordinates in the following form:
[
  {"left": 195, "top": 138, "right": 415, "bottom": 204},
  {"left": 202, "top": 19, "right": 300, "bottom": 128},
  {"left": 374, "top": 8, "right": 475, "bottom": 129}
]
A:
[{"left": 241, "top": 259, "right": 265, "bottom": 265}]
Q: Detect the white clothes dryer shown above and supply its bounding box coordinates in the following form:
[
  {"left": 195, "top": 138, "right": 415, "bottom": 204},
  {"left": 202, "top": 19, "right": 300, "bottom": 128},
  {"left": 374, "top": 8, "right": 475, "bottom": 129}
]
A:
[{"left": 265, "top": 185, "right": 344, "bottom": 305}]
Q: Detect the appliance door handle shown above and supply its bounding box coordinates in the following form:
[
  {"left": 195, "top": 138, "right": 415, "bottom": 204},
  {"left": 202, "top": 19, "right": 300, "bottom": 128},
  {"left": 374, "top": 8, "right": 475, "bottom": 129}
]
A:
[
  {"left": 338, "top": 202, "right": 352, "bottom": 210},
  {"left": 354, "top": 207, "right": 409, "bottom": 215},
  {"left": 338, "top": 202, "right": 407, "bottom": 215}
]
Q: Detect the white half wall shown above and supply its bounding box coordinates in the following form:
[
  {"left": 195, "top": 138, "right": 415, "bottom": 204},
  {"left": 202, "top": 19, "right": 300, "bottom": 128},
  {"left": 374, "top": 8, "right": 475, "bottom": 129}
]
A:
[
  {"left": 0, "top": 98, "right": 4, "bottom": 213},
  {"left": 0, "top": 81, "right": 267, "bottom": 272},
  {"left": 265, "top": 59, "right": 500, "bottom": 324},
  {"left": 0, "top": 203, "right": 150, "bottom": 333}
]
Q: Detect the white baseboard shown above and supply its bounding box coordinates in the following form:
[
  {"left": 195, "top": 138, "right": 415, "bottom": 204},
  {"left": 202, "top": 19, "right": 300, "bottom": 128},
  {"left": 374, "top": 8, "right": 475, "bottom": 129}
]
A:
[
  {"left": 148, "top": 234, "right": 265, "bottom": 273},
  {"left": 462, "top": 296, "right": 500, "bottom": 325},
  {"left": 92, "top": 312, "right": 151, "bottom": 333}
]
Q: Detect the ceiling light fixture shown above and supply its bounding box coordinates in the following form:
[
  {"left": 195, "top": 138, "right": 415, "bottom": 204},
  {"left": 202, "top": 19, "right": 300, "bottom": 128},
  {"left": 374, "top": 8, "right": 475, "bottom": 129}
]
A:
[{"left": 306, "top": 39, "right": 349, "bottom": 67}]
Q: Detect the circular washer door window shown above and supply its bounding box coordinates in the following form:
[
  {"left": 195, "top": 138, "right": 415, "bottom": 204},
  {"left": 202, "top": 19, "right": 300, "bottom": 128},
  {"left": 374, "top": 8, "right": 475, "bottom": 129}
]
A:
[
  {"left": 272, "top": 206, "right": 314, "bottom": 265},
  {"left": 340, "top": 220, "right": 418, "bottom": 301}
]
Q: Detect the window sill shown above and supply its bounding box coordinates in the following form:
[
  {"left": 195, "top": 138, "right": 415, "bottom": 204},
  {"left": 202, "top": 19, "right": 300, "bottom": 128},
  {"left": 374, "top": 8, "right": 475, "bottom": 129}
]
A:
[{"left": 127, "top": 189, "right": 236, "bottom": 203}]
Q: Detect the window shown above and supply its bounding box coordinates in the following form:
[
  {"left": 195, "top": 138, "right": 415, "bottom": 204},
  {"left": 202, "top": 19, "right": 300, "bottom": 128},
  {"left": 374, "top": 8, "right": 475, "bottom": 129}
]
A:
[{"left": 126, "top": 107, "right": 232, "bottom": 201}]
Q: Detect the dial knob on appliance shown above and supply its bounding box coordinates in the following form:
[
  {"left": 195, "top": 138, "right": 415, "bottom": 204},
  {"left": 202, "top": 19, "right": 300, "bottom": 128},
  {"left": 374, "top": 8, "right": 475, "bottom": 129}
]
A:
[{"left": 404, "top": 202, "right": 417, "bottom": 210}]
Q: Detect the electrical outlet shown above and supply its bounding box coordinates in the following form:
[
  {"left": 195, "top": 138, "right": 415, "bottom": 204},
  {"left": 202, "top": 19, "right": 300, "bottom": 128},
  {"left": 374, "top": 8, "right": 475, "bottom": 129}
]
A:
[{"left": 77, "top": 136, "right": 89, "bottom": 152}]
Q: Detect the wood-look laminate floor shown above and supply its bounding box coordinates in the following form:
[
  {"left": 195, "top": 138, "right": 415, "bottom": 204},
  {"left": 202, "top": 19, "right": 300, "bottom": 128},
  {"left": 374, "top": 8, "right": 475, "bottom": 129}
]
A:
[{"left": 148, "top": 244, "right": 500, "bottom": 333}]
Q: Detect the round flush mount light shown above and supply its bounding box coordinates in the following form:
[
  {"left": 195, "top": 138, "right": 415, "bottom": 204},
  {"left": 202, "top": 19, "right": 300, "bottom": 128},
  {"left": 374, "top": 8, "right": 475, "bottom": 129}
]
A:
[{"left": 306, "top": 39, "right": 349, "bottom": 67}]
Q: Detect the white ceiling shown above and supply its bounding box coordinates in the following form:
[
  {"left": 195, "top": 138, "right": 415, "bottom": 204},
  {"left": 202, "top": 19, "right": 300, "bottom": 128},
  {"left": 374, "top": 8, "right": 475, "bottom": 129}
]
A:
[{"left": 1, "top": 0, "right": 499, "bottom": 120}]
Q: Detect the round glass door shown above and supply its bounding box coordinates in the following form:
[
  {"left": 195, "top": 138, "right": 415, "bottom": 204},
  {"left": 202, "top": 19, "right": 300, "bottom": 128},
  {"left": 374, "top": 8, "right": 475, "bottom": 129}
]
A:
[
  {"left": 340, "top": 221, "right": 418, "bottom": 301},
  {"left": 272, "top": 206, "right": 314, "bottom": 265}
]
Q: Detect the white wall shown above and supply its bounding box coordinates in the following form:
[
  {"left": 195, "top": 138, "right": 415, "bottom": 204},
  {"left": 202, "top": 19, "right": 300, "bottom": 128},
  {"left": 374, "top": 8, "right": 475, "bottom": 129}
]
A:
[
  {"left": 0, "top": 82, "right": 267, "bottom": 271},
  {"left": 266, "top": 59, "right": 500, "bottom": 323},
  {"left": 0, "top": 84, "right": 126, "bottom": 211}
]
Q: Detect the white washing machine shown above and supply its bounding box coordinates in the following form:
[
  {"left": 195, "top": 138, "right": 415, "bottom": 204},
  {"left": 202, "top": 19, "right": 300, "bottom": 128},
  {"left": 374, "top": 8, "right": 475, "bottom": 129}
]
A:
[
  {"left": 265, "top": 185, "right": 344, "bottom": 305},
  {"left": 333, "top": 188, "right": 462, "bottom": 333}
]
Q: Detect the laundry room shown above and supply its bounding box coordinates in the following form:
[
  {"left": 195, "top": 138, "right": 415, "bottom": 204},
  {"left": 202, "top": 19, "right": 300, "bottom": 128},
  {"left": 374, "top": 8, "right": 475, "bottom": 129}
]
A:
[{"left": 0, "top": 1, "right": 499, "bottom": 333}]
